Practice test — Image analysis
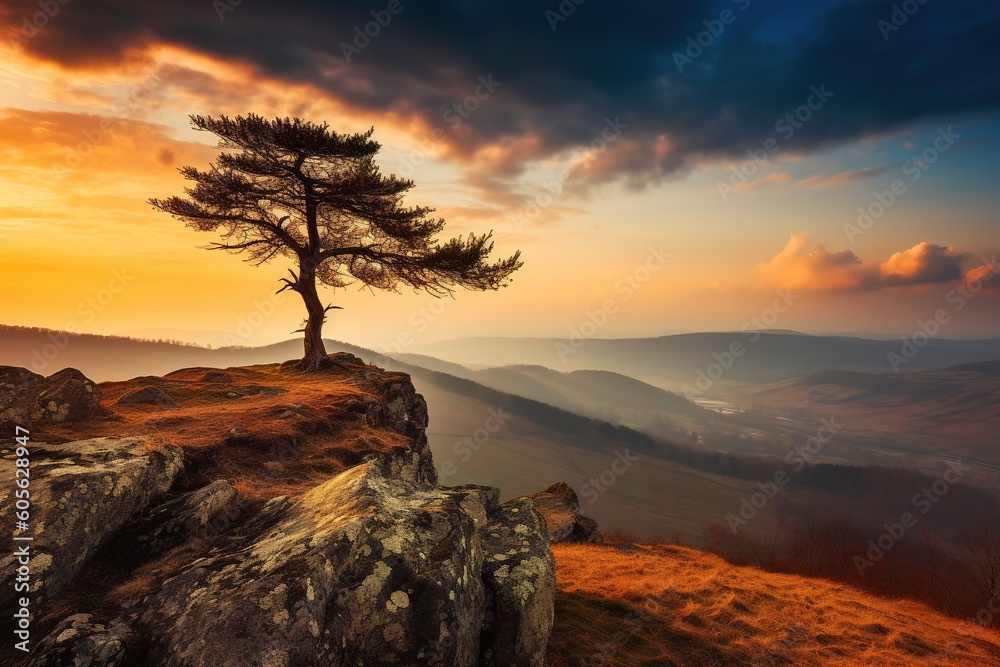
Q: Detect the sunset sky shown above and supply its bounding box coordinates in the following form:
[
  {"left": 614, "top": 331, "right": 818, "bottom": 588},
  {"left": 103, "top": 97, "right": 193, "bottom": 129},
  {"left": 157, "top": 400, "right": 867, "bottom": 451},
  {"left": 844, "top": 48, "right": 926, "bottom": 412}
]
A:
[{"left": 1, "top": 0, "right": 998, "bottom": 351}]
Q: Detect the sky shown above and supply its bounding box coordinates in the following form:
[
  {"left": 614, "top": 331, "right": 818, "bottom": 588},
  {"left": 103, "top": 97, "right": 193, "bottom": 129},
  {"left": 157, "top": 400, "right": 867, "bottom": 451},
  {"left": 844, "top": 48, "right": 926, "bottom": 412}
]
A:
[{"left": 0, "top": 0, "right": 998, "bottom": 352}]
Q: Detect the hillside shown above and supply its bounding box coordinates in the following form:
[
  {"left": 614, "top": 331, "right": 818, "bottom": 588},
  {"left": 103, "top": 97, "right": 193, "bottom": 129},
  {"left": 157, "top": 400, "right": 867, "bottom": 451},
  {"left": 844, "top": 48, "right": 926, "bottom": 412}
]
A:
[
  {"left": 11, "top": 325, "right": 1000, "bottom": 390},
  {"left": 395, "top": 356, "right": 712, "bottom": 428},
  {"left": 5, "top": 326, "right": 999, "bottom": 552},
  {"left": 727, "top": 361, "right": 1000, "bottom": 487},
  {"left": 549, "top": 542, "right": 1000, "bottom": 666},
  {"left": 0, "top": 355, "right": 558, "bottom": 665},
  {"left": 412, "top": 333, "right": 1000, "bottom": 387},
  {"left": 3, "top": 357, "right": 998, "bottom": 666},
  {"left": 0, "top": 325, "right": 787, "bottom": 543}
]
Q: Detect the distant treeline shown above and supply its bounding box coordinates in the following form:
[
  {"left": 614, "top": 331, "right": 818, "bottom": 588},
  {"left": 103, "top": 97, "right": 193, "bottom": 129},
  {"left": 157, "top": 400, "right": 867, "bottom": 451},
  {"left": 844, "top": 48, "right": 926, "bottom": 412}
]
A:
[
  {"left": 410, "top": 366, "right": 656, "bottom": 449},
  {"left": 0, "top": 325, "right": 207, "bottom": 349},
  {"left": 414, "top": 361, "right": 1000, "bottom": 533}
]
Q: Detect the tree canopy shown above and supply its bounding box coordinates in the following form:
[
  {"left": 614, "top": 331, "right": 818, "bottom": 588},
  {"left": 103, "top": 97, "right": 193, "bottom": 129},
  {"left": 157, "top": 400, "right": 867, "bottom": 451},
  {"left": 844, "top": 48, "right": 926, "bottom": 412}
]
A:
[{"left": 151, "top": 114, "right": 521, "bottom": 369}]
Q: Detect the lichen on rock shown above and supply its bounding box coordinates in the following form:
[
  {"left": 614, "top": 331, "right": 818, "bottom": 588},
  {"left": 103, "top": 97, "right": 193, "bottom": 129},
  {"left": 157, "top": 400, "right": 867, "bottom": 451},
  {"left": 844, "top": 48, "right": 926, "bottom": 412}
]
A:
[{"left": 15, "top": 358, "right": 563, "bottom": 667}]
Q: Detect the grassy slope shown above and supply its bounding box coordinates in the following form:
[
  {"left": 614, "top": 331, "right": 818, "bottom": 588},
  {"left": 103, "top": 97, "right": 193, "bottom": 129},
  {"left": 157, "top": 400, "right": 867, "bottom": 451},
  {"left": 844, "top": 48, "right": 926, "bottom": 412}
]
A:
[
  {"left": 549, "top": 543, "right": 1000, "bottom": 666},
  {"left": 27, "top": 362, "right": 410, "bottom": 500}
]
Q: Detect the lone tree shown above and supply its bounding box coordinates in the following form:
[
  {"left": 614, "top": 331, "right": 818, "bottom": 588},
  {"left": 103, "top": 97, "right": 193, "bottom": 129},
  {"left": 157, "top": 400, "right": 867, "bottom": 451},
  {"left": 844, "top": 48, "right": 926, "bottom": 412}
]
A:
[{"left": 151, "top": 114, "right": 521, "bottom": 370}]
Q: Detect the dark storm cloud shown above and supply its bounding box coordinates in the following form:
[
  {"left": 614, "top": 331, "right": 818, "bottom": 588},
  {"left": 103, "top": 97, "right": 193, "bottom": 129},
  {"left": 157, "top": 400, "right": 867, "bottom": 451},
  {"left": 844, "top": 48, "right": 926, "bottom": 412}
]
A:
[{"left": 6, "top": 0, "right": 999, "bottom": 187}]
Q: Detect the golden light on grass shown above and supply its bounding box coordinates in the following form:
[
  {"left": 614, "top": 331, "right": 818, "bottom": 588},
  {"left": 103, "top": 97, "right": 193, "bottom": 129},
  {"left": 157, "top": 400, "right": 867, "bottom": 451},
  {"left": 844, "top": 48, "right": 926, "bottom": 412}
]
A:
[
  {"left": 30, "top": 362, "right": 411, "bottom": 500},
  {"left": 549, "top": 542, "right": 1000, "bottom": 666}
]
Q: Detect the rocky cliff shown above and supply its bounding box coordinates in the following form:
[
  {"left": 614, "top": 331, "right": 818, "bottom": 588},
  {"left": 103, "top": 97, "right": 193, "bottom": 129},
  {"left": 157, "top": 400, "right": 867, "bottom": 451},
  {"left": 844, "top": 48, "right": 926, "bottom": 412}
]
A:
[{"left": 0, "top": 354, "right": 592, "bottom": 666}]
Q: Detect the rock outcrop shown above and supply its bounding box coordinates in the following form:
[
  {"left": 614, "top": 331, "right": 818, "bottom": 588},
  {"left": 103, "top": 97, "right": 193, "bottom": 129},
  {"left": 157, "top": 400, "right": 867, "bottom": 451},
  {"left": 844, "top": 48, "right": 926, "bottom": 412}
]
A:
[
  {"left": 515, "top": 481, "right": 603, "bottom": 543},
  {"left": 115, "top": 386, "right": 178, "bottom": 407},
  {"left": 0, "top": 436, "right": 184, "bottom": 610},
  {"left": 0, "top": 366, "right": 103, "bottom": 427},
  {"left": 479, "top": 497, "right": 556, "bottom": 666},
  {"left": 133, "top": 461, "right": 553, "bottom": 667},
  {"left": 30, "top": 613, "right": 138, "bottom": 667},
  {"left": 4, "top": 356, "right": 561, "bottom": 666},
  {"left": 125, "top": 479, "right": 240, "bottom": 559}
]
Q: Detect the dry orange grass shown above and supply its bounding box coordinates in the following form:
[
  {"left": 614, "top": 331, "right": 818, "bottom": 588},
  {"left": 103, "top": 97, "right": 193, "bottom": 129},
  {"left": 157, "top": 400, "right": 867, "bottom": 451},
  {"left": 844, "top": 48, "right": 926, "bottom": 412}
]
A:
[
  {"left": 549, "top": 543, "right": 1000, "bottom": 666},
  {"left": 30, "top": 361, "right": 411, "bottom": 500},
  {"left": 28, "top": 359, "right": 417, "bottom": 639}
]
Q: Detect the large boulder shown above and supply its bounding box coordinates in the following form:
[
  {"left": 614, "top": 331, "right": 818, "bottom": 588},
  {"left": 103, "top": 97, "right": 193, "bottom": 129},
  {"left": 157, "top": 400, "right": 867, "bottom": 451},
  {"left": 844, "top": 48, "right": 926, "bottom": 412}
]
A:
[
  {"left": 0, "top": 366, "right": 102, "bottom": 427},
  {"left": 115, "top": 386, "right": 177, "bottom": 407},
  {"left": 515, "top": 482, "right": 603, "bottom": 543},
  {"left": 27, "top": 614, "right": 137, "bottom": 667},
  {"left": 125, "top": 479, "right": 241, "bottom": 559},
  {"left": 0, "top": 437, "right": 184, "bottom": 611},
  {"left": 130, "top": 460, "right": 551, "bottom": 667},
  {"left": 479, "top": 497, "right": 556, "bottom": 666},
  {"left": 19, "top": 359, "right": 558, "bottom": 666}
]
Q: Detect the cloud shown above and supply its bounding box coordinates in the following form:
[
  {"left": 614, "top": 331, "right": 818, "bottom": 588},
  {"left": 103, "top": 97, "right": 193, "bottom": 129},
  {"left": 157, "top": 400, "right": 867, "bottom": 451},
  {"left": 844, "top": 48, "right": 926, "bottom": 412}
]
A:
[
  {"left": 794, "top": 164, "right": 894, "bottom": 189},
  {"left": 961, "top": 257, "right": 1000, "bottom": 292},
  {"left": 755, "top": 233, "right": 866, "bottom": 292},
  {"left": 879, "top": 242, "right": 970, "bottom": 286},
  {"left": 730, "top": 171, "right": 792, "bottom": 193},
  {"left": 756, "top": 234, "right": 973, "bottom": 292},
  {"left": 0, "top": 107, "right": 217, "bottom": 246},
  {"left": 2, "top": 0, "right": 998, "bottom": 191}
]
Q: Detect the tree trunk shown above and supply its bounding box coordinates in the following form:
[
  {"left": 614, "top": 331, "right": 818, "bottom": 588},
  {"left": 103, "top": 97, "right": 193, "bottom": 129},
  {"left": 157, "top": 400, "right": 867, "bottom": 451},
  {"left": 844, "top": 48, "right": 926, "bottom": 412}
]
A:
[{"left": 298, "top": 262, "right": 328, "bottom": 371}]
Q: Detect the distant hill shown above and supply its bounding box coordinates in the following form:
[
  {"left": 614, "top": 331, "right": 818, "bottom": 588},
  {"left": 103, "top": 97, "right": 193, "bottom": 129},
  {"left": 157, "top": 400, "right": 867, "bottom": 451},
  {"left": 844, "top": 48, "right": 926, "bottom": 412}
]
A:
[
  {"left": 0, "top": 324, "right": 779, "bottom": 542},
  {"left": 411, "top": 333, "right": 1000, "bottom": 387},
  {"left": 735, "top": 362, "right": 1000, "bottom": 470},
  {"left": 946, "top": 359, "right": 1000, "bottom": 376},
  {"left": 395, "top": 355, "right": 712, "bottom": 427},
  {"left": 5, "top": 323, "right": 999, "bottom": 548}
]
